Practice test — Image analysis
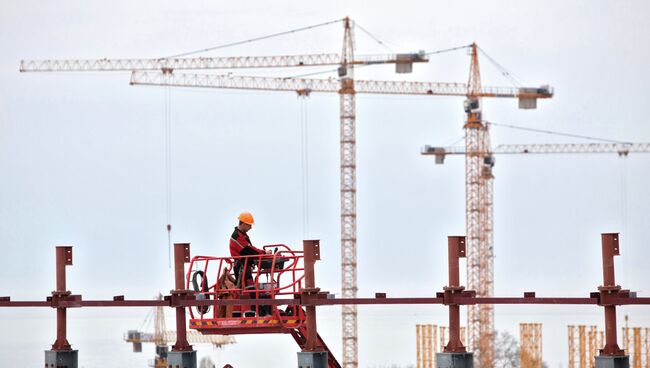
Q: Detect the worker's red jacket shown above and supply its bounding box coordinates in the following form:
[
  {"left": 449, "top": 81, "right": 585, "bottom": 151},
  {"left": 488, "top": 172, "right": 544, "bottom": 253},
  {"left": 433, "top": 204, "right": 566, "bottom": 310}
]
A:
[{"left": 229, "top": 227, "right": 265, "bottom": 257}]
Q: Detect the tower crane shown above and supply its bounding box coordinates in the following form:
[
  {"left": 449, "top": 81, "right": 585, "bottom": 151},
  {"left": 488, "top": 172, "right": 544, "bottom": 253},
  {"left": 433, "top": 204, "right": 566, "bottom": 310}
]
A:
[
  {"left": 425, "top": 139, "right": 649, "bottom": 367},
  {"left": 20, "top": 17, "right": 429, "bottom": 368},
  {"left": 125, "top": 294, "right": 235, "bottom": 368},
  {"left": 129, "top": 44, "right": 553, "bottom": 367}
]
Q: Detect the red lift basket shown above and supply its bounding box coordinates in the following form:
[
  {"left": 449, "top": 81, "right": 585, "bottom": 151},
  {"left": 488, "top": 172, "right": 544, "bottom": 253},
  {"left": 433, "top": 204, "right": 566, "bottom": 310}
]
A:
[{"left": 186, "top": 244, "right": 307, "bottom": 335}]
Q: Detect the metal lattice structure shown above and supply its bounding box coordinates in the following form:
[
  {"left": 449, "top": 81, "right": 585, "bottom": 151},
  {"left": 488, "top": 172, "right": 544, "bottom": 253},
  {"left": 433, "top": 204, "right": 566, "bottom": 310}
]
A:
[
  {"left": 415, "top": 324, "right": 467, "bottom": 368},
  {"left": 568, "top": 325, "right": 603, "bottom": 368},
  {"left": 520, "top": 323, "right": 543, "bottom": 368},
  {"left": 339, "top": 17, "right": 358, "bottom": 368},
  {"left": 641, "top": 327, "right": 650, "bottom": 368},
  {"left": 588, "top": 326, "right": 604, "bottom": 368},
  {"left": 416, "top": 324, "right": 436, "bottom": 368},
  {"left": 464, "top": 43, "right": 495, "bottom": 367},
  {"left": 424, "top": 142, "right": 650, "bottom": 157},
  {"left": 154, "top": 294, "right": 168, "bottom": 346},
  {"left": 623, "top": 325, "right": 650, "bottom": 368},
  {"left": 569, "top": 325, "right": 576, "bottom": 368},
  {"left": 439, "top": 326, "right": 448, "bottom": 355},
  {"left": 645, "top": 328, "right": 650, "bottom": 368},
  {"left": 19, "top": 53, "right": 426, "bottom": 73},
  {"left": 127, "top": 72, "right": 540, "bottom": 97},
  {"left": 416, "top": 324, "right": 466, "bottom": 368}
]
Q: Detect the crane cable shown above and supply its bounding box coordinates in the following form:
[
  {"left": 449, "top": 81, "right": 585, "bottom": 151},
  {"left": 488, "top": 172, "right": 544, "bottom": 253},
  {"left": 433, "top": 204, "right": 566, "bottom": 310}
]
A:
[
  {"left": 490, "top": 119, "right": 633, "bottom": 285},
  {"left": 477, "top": 46, "right": 526, "bottom": 88},
  {"left": 138, "top": 305, "right": 155, "bottom": 333},
  {"left": 486, "top": 121, "right": 632, "bottom": 144},
  {"left": 163, "top": 18, "right": 345, "bottom": 59},
  {"left": 426, "top": 44, "right": 472, "bottom": 57},
  {"left": 299, "top": 97, "right": 310, "bottom": 238},
  {"left": 165, "top": 81, "right": 172, "bottom": 268},
  {"left": 620, "top": 154, "right": 628, "bottom": 288},
  {"left": 355, "top": 22, "right": 397, "bottom": 53}
]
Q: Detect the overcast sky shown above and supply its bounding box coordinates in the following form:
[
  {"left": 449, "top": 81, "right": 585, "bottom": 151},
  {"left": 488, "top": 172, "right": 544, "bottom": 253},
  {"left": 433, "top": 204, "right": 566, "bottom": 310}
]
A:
[{"left": 1, "top": 1, "right": 649, "bottom": 367}]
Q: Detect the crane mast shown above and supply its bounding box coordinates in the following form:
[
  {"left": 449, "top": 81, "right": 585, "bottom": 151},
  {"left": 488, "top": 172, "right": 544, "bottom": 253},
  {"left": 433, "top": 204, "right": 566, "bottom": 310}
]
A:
[
  {"left": 339, "top": 17, "right": 358, "bottom": 368},
  {"left": 464, "top": 43, "right": 495, "bottom": 367}
]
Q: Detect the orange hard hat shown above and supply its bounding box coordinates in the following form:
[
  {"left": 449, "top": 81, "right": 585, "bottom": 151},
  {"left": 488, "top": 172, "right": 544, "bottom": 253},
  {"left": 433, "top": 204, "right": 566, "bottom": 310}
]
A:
[{"left": 238, "top": 212, "right": 255, "bottom": 225}]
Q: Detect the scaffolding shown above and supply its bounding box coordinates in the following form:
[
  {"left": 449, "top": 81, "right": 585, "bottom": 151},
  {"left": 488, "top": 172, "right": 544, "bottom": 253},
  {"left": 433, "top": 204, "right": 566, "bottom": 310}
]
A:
[
  {"left": 416, "top": 324, "right": 436, "bottom": 368},
  {"left": 568, "top": 325, "right": 603, "bottom": 368},
  {"left": 520, "top": 323, "right": 542, "bottom": 368},
  {"left": 623, "top": 325, "right": 650, "bottom": 368},
  {"left": 416, "top": 324, "right": 466, "bottom": 367}
]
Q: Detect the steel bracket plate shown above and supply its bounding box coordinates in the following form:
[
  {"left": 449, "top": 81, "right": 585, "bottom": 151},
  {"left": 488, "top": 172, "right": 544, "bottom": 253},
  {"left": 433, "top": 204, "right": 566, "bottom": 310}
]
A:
[{"left": 49, "top": 294, "right": 82, "bottom": 308}]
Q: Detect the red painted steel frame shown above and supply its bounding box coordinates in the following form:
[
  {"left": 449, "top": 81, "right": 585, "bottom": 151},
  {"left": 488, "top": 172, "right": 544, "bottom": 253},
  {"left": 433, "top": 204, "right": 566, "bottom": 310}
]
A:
[
  {"left": 4, "top": 296, "right": 650, "bottom": 308},
  {"left": 0, "top": 233, "right": 649, "bottom": 359},
  {"left": 171, "top": 243, "right": 193, "bottom": 352},
  {"left": 52, "top": 246, "right": 74, "bottom": 351},
  {"left": 302, "top": 239, "right": 321, "bottom": 351},
  {"left": 443, "top": 236, "right": 468, "bottom": 353},
  {"left": 598, "top": 233, "right": 625, "bottom": 356}
]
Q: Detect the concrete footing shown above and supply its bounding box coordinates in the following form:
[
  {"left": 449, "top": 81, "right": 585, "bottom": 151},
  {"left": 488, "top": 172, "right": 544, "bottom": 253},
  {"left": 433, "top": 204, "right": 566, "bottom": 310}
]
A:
[
  {"left": 45, "top": 350, "right": 78, "bottom": 368},
  {"left": 595, "top": 356, "right": 629, "bottom": 368},
  {"left": 297, "top": 351, "right": 328, "bottom": 368},
  {"left": 156, "top": 344, "right": 169, "bottom": 360},
  {"left": 436, "top": 352, "right": 473, "bottom": 368},
  {"left": 167, "top": 350, "right": 197, "bottom": 368}
]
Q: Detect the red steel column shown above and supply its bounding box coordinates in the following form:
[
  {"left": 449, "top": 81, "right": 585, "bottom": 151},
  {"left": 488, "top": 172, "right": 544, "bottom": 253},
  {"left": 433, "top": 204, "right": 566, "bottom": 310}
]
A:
[
  {"left": 444, "top": 236, "right": 467, "bottom": 353},
  {"left": 599, "top": 233, "right": 624, "bottom": 356},
  {"left": 52, "top": 246, "right": 73, "bottom": 351},
  {"left": 302, "top": 240, "right": 321, "bottom": 351},
  {"left": 171, "top": 243, "right": 192, "bottom": 352}
]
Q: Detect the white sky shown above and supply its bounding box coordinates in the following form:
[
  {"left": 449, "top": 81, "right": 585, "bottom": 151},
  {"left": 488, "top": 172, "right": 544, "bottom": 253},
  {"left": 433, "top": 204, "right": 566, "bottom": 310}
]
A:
[{"left": 1, "top": 1, "right": 649, "bottom": 367}]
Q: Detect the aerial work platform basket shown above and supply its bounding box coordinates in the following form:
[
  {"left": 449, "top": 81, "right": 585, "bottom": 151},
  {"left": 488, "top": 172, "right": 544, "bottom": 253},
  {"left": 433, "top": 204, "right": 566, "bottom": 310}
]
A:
[
  {"left": 186, "top": 244, "right": 307, "bottom": 335},
  {"left": 186, "top": 244, "right": 341, "bottom": 367}
]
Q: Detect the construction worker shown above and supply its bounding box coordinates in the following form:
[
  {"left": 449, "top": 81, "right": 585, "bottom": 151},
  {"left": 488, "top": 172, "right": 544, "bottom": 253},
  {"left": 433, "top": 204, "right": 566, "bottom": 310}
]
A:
[
  {"left": 229, "top": 212, "right": 268, "bottom": 257},
  {"left": 229, "top": 212, "right": 270, "bottom": 288}
]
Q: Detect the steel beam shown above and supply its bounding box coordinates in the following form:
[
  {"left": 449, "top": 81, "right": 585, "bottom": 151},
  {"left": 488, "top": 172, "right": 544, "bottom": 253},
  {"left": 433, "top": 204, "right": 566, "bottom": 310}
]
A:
[
  {"left": 170, "top": 243, "right": 194, "bottom": 354},
  {"left": 46, "top": 246, "right": 77, "bottom": 368},
  {"left": 597, "top": 234, "right": 627, "bottom": 360},
  {"left": 0, "top": 233, "right": 647, "bottom": 368},
  {"left": 443, "top": 236, "right": 468, "bottom": 353}
]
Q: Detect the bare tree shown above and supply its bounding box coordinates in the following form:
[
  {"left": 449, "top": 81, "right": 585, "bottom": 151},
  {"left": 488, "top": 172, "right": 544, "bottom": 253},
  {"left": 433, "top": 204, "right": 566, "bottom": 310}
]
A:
[
  {"left": 494, "top": 330, "right": 520, "bottom": 368},
  {"left": 199, "top": 356, "right": 216, "bottom": 368}
]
